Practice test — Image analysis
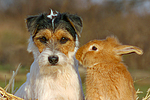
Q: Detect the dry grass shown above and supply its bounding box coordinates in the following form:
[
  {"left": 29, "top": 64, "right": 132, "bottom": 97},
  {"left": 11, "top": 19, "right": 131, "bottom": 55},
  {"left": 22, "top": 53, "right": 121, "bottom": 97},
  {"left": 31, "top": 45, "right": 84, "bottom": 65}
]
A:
[
  {"left": 0, "top": 64, "right": 23, "bottom": 99},
  {"left": 136, "top": 88, "right": 150, "bottom": 100},
  {"left": 0, "top": 87, "right": 23, "bottom": 100}
]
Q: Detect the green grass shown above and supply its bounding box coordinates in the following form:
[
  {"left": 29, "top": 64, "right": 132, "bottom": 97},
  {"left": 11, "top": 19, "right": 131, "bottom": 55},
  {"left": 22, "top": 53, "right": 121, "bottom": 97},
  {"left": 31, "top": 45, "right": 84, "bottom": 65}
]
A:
[
  {"left": 135, "top": 83, "right": 150, "bottom": 100},
  {"left": 0, "top": 64, "right": 29, "bottom": 93},
  {"left": 0, "top": 64, "right": 14, "bottom": 71},
  {"left": 0, "top": 79, "right": 25, "bottom": 93}
]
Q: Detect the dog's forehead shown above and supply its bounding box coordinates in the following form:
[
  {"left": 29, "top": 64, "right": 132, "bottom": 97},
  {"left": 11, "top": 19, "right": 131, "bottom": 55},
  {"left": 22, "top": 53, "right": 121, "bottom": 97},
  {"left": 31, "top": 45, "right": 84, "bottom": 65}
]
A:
[
  {"left": 31, "top": 10, "right": 77, "bottom": 39},
  {"left": 47, "top": 9, "right": 58, "bottom": 19}
]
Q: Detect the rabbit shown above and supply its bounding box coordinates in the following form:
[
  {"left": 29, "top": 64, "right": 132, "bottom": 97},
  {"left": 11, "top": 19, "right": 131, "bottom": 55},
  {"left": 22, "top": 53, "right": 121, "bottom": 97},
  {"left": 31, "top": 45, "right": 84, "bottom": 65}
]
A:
[{"left": 76, "top": 36, "right": 143, "bottom": 100}]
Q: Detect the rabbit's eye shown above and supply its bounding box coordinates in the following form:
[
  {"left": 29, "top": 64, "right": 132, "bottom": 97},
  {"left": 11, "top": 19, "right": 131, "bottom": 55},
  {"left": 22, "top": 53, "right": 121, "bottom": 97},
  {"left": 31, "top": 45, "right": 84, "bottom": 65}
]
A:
[{"left": 92, "top": 46, "right": 97, "bottom": 51}]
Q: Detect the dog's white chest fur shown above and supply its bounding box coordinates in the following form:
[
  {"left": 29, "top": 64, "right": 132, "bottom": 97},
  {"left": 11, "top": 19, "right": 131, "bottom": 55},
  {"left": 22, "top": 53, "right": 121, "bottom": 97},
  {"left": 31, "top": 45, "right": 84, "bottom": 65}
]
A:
[
  {"left": 35, "top": 71, "right": 80, "bottom": 100},
  {"left": 15, "top": 60, "right": 82, "bottom": 100}
]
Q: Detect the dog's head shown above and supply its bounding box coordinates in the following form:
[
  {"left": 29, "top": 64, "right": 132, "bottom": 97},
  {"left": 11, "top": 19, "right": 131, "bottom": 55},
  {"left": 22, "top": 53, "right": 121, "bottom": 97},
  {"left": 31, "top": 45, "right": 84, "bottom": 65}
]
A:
[{"left": 26, "top": 9, "right": 83, "bottom": 75}]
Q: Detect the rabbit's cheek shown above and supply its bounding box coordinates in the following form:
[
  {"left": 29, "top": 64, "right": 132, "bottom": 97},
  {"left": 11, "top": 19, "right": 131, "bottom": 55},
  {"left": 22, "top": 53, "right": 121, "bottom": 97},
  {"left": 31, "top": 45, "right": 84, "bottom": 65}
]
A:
[
  {"left": 82, "top": 58, "right": 89, "bottom": 67},
  {"left": 82, "top": 56, "right": 93, "bottom": 68}
]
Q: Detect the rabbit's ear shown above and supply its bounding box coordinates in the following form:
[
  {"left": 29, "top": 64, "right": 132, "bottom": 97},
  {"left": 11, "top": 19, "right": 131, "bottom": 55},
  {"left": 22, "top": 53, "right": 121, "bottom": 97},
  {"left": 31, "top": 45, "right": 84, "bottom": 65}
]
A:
[{"left": 114, "top": 45, "right": 143, "bottom": 55}]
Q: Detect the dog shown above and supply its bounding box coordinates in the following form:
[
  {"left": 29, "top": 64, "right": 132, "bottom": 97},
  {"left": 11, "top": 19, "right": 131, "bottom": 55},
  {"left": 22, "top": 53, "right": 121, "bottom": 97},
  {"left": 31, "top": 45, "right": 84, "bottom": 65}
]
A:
[{"left": 15, "top": 9, "right": 84, "bottom": 100}]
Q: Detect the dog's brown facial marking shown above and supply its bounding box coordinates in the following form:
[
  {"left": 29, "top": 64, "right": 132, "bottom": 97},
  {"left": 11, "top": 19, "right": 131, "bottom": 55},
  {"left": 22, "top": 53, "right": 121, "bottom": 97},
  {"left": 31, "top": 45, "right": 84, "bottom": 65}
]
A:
[
  {"left": 54, "top": 29, "right": 75, "bottom": 56},
  {"left": 33, "top": 28, "right": 75, "bottom": 56},
  {"left": 33, "top": 29, "right": 52, "bottom": 53}
]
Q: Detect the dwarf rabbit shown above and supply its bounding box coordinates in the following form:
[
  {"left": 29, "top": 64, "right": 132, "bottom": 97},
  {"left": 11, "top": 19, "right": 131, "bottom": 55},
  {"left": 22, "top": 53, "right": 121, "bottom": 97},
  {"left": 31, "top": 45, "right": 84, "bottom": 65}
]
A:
[{"left": 76, "top": 36, "right": 143, "bottom": 100}]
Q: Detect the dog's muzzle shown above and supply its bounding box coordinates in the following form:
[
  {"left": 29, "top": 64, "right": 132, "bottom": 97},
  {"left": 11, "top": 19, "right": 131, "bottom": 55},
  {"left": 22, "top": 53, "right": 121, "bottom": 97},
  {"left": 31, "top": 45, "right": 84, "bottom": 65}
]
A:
[{"left": 48, "top": 55, "right": 59, "bottom": 65}]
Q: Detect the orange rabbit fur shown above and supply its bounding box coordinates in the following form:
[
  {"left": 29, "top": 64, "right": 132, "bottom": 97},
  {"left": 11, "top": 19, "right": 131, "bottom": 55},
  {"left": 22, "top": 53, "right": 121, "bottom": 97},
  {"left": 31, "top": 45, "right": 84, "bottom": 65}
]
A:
[{"left": 76, "top": 36, "right": 143, "bottom": 100}]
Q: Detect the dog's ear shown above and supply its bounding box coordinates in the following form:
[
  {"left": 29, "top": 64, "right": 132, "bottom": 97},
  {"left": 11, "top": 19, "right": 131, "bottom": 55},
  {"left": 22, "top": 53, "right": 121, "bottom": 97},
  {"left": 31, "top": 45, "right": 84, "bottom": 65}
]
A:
[
  {"left": 26, "top": 15, "right": 38, "bottom": 35},
  {"left": 67, "top": 14, "right": 83, "bottom": 37}
]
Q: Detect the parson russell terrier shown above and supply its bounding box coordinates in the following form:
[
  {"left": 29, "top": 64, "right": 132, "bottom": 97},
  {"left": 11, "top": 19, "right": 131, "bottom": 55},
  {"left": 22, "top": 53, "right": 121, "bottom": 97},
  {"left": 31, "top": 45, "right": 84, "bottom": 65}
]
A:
[{"left": 15, "top": 9, "right": 84, "bottom": 100}]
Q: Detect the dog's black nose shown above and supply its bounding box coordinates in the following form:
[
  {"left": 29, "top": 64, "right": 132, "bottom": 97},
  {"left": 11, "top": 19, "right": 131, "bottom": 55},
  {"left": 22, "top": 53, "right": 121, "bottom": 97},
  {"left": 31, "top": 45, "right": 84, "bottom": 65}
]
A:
[{"left": 48, "top": 55, "right": 59, "bottom": 65}]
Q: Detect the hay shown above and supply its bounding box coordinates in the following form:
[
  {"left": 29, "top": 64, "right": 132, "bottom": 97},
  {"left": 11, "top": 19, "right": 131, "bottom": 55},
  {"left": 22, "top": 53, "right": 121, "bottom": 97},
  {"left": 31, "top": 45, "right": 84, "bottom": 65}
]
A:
[
  {"left": 136, "top": 88, "right": 150, "bottom": 100},
  {"left": 0, "top": 86, "right": 23, "bottom": 100},
  {"left": 142, "top": 88, "right": 150, "bottom": 100},
  {"left": 0, "top": 64, "right": 23, "bottom": 100}
]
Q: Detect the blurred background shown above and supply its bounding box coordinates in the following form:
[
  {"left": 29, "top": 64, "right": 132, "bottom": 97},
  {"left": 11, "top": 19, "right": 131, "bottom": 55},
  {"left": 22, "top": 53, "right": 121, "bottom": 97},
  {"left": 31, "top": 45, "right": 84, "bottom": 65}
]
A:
[{"left": 0, "top": 0, "right": 150, "bottom": 99}]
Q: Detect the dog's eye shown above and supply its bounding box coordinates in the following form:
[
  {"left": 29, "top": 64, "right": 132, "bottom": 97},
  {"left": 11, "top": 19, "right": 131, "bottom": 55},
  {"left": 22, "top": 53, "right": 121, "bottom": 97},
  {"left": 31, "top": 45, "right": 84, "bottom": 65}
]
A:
[
  {"left": 39, "top": 36, "right": 48, "bottom": 43},
  {"left": 92, "top": 46, "right": 97, "bottom": 51},
  {"left": 60, "top": 37, "right": 69, "bottom": 44}
]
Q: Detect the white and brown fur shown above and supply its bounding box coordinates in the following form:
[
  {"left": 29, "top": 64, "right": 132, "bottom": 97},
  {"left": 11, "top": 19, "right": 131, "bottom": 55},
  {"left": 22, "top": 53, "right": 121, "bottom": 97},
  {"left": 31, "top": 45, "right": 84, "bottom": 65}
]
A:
[
  {"left": 15, "top": 9, "right": 84, "bottom": 100},
  {"left": 76, "top": 36, "right": 143, "bottom": 100}
]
